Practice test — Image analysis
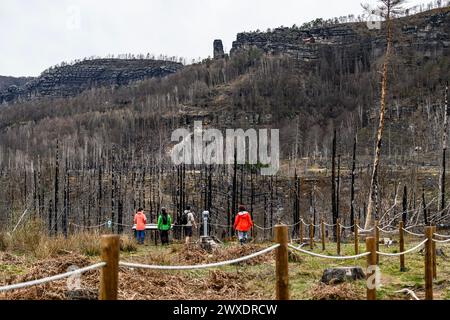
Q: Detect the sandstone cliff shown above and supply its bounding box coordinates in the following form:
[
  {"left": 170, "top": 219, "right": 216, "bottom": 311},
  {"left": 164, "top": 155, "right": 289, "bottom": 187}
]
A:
[
  {"left": 229, "top": 7, "right": 450, "bottom": 61},
  {"left": 0, "top": 58, "right": 183, "bottom": 104}
]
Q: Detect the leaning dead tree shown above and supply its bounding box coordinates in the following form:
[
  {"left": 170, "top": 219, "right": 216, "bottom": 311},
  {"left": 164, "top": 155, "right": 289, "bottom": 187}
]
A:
[
  {"left": 364, "top": 0, "right": 406, "bottom": 229},
  {"left": 440, "top": 82, "right": 449, "bottom": 214}
]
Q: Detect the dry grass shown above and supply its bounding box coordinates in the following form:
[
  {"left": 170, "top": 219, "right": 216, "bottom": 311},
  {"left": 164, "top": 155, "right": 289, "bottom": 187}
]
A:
[
  {"left": 2, "top": 219, "right": 136, "bottom": 259},
  {"left": 138, "top": 244, "right": 274, "bottom": 267},
  {"left": 307, "top": 283, "right": 365, "bottom": 300},
  {"left": 0, "top": 244, "right": 266, "bottom": 300}
]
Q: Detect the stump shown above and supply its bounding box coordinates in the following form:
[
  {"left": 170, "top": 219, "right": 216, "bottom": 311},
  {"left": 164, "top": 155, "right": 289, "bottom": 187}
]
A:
[
  {"left": 200, "top": 236, "right": 220, "bottom": 252},
  {"left": 321, "top": 267, "right": 365, "bottom": 285}
]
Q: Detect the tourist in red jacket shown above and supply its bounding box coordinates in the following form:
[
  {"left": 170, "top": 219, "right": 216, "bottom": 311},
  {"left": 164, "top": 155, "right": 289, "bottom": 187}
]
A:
[
  {"left": 233, "top": 205, "right": 253, "bottom": 245},
  {"left": 134, "top": 208, "right": 147, "bottom": 245}
]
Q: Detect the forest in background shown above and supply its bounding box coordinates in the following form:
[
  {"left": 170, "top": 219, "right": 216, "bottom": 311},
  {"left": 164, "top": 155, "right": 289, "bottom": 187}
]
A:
[{"left": 0, "top": 6, "right": 449, "bottom": 239}]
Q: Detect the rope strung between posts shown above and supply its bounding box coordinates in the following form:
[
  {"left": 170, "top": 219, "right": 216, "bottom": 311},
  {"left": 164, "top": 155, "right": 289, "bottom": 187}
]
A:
[
  {"left": 300, "top": 219, "right": 311, "bottom": 227},
  {"left": 286, "top": 221, "right": 302, "bottom": 228},
  {"left": 0, "top": 262, "right": 106, "bottom": 293},
  {"left": 113, "top": 222, "right": 133, "bottom": 227},
  {"left": 324, "top": 222, "right": 336, "bottom": 227},
  {"left": 119, "top": 244, "right": 280, "bottom": 270},
  {"left": 210, "top": 223, "right": 231, "bottom": 228},
  {"left": 70, "top": 222, "right": 107, "bottom": 229},
  {"left": 402, "top": 228, "right": 425, "bottom": 237},
  {"left": 432, "top": 238, "right": 450, "bottom": 244},
  {"left": 377, "top": 227, "right": 399, "bottom": 234},
  {"left": 212, "top": 220, "right": 302, "bottom": 230},
  {"left": 287, "top": 244, "right": 370, "bottom": 260},
  {"left": 356, "top": 225, "right": 374, "bottom": 232},
  {"left": 434, "top": 233, "right": 450, "bottom": 239},
  {"left": 376, "top": 239, "right": 428, "bottom": 257},
  {"left": 254, "top": 224, "right": 274, "bottom": 230},
  {"left": 301, "top": 219, "right": 329, "bottom": 228},
  {"left": 340, "top": 224, "right": 355, "bottom": 230}
]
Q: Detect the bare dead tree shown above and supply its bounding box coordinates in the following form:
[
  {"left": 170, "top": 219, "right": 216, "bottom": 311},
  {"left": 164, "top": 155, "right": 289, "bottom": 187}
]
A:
[
  {"left": 53, "top": 140, "right": 59, "bottom": 236},
  {"left": 440, "top": 82, "right": 449, "bottom": 213},
  {"left": 350, "top": 135, "right": 357, "bottom": 231},
  {"left": 364, "top": 0, "right": 407, "bottom": 229},
  {"left": 337, "top": 154, "right": 341, "bottom": 222},
  {"left": 331, "top": 129, "right": 337, "bottom": 240},
  {"left": 422, "top": 188, "right": 428, "bottom": 226},
  {"left": 402, "top": 185, "right": 408, "bottom": 224}
]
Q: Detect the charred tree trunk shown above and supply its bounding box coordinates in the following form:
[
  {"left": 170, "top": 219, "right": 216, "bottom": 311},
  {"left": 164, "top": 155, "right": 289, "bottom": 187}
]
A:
[
  {"left": 337, "top": 154, "right": 341, "bottom": 223},
  {"left": 231, "top": 151, "right": 238, "bottom": 226},
  {"left": 48, "top": 199, "right": 53, "bottom": 236},
  {"left": 111, "top": 156, "right": 116, "bottom": 234},
  {"left": 402, "top": 185, "right": 408, "bottom": 224},
  {"left": 97, "top": 164, "right": 103, "bottom": 225},
  {"left": 350, "top": 135, "right": 357, "bottom": 232},
  {"left": 422, "top": 188, "right": 428, "bottom": 226},
  {"left": 63, "top": 159, "right": 68, "bottom": 238},
  {"left": 250, "top": 168, "right": 255, "bottom": 238},
  {"left": 292, "top": 171, "right": 300, "bottom": 238},
  {"left": 440, "top": 82, "right": 448, "bottom": 214},
  {"left": 53, "top": 140, "right": 60, "bottom": 236},
  {"left": 331, "top": 130, "right": 337, "bottom": 241}
]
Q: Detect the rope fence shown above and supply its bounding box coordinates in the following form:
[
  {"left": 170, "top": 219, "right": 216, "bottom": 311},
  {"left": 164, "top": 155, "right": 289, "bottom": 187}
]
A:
[
  {"left": 119, "top": 244, "right": 279, "bottom": 270},
  {"left": 0, "top": 262, "right": 106, "bottom": 293},
  {"left": 377, "top": 227, "right": 399, "bottom": 234},
  {"left": 432, "top": 238, "right": 450, "bottom": 244},
  {"left": 70, "top": 222, "right": 107, "bottom": 229},
  {"left": 402, "top": 228, "right": 425, "bottom": 237},
  {"left": 288, "top": 244, "right": 370, "bottom": 260},
  {"left": 1, "top": 222, "right": 448, "bottom": 300},
  {"left": 357, "top": 225, "right": 374, "bottom": 232},
  {"left": 434, "top": 233, "right": 450, "bottom": 239},
  {"left": 376, "top": 239, "right": 428, "bottom": 257}
]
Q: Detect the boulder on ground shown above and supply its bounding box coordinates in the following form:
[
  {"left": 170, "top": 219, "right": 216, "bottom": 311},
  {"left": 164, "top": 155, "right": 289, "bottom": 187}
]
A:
[
  {"left": 200, "top": 236, "right": 220, "bottom": 252},
  {"left": 321, "top": 267, "right": 365, "bottom": 284}
]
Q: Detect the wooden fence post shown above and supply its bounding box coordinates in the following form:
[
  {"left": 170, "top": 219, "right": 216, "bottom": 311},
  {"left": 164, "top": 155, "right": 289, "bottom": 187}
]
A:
[
  {"left": 432, "top": 225, "right": 437, "bottom": 280},
  {"left": 336, "top": 218, "right": 341, "bottom": 255},
  {"left": 375, "top": 220, "right": 380, "bottom": 264},
  {"left": 309, "top": 223, "right": 314, "bottom": 250},
  {"left": 100, "top": 235, "right": 120, "bottom": 300},
  {"left": 354, "top": 219, "right": 359, "bottom": 255},
  {"left": 425, "top": 226, "right": 434, "bottom": 300},
  {"left": 399, "top": 221, "right": 406, "bottom": 272},
  {"left": 366, "top": 237, "right": 377, "bottom": 300},
  {"left": 321, "top": 219, "right": 326, "bottom": 251},
  {"left": 275, "top": 225, "right": 289, "bottom": 300}
]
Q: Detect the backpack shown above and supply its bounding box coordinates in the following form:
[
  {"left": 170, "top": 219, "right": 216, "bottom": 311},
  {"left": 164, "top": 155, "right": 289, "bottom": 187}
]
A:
[{"left": 181, "top": 211, "right": 189, "bottom": 225}]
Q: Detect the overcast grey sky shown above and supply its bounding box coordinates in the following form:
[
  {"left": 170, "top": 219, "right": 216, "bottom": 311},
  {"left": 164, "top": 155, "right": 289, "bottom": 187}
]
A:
[{"left": 0, "top": 0, "right": 426, "bottom": 77}]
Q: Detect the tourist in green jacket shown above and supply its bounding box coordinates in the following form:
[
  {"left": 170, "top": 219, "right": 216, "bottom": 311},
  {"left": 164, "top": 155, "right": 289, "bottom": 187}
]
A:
[{"left": 157, "top": 207, "right": 172, "bottom": 245}]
